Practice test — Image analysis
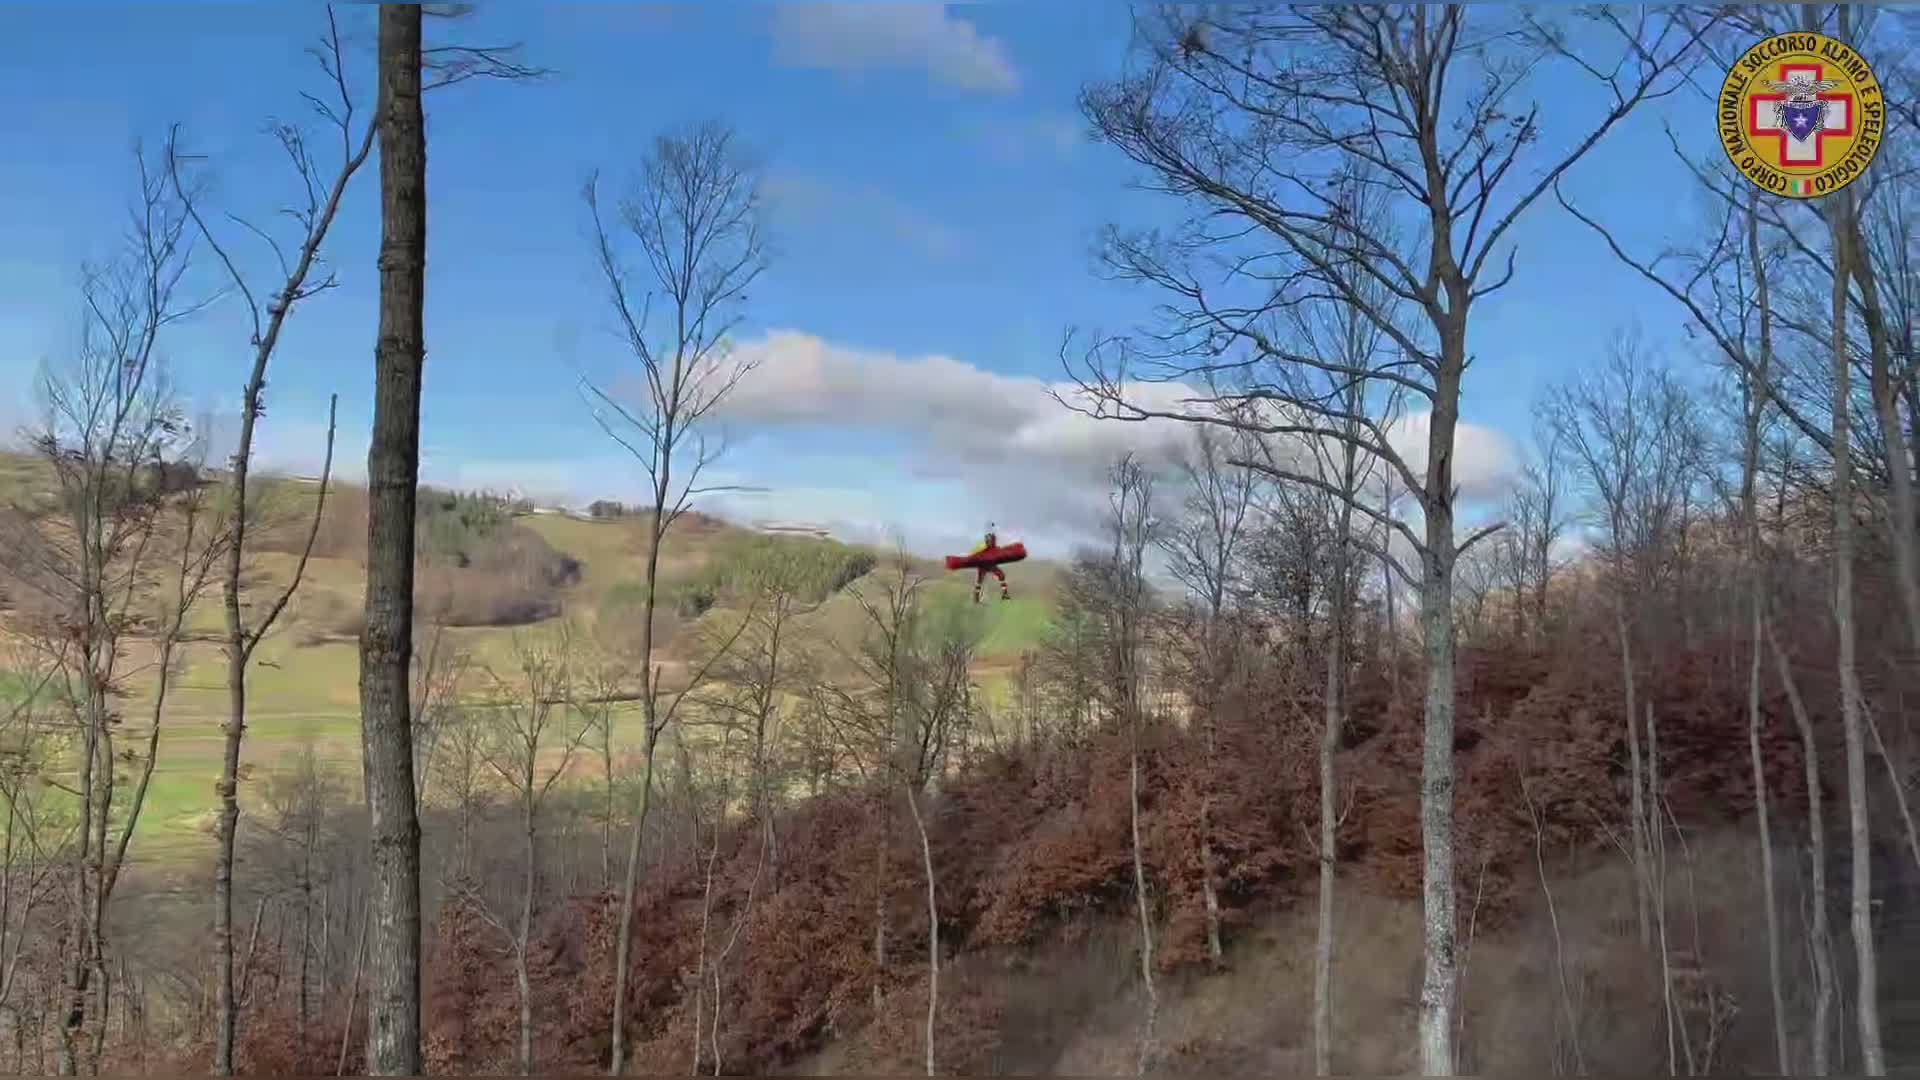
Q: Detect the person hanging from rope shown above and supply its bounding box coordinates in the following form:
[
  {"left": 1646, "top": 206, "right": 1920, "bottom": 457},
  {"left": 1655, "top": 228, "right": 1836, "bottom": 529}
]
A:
[
  {"left": 970, "top": 522, "right": 1011, "bottom": 603},
  {"left": 944, "top": 521, "right": 1026, "bottom": 602}
]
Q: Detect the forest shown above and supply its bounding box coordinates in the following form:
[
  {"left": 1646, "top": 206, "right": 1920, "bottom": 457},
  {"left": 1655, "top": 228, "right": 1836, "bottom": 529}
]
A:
[{"left": 1, "top": 3, "right": 1918, "bottom": 1076}]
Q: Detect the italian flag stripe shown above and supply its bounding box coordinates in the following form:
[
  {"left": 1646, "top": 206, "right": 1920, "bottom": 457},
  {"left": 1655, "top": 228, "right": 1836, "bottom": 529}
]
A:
[{"left": 1789, "top": 177, "right": 1812, "bottom": 196}]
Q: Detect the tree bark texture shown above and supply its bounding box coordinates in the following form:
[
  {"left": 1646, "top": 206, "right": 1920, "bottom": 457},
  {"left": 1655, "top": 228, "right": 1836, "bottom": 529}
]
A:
[
  {"left": 360, "top": 6, "right": 427, "bottom": 1073},
  {"left": 1768, "top": 619, "right": 1833, "bottom": 1074},
  {"left": 1827, "top": 189, "right": 1886, "bottom": 1076},
  {"left": 905, "top": 786, "right": 938, "bottom": 1077},
  {"left": 1129, "top": 743, "right": 1157, "bottom": 1076},
  {"left": 609, "top": 722, "right": 660, "bottom": 1075},
  {"left": 1314, "top": 449, "right": 1356, "bottom": 1077},
  {"left": 1741, "top": 187, "right": 1790, "bottom": 1075},
  {"left": 1415, "top": 359, "right": 1462, "bottom": 1076},
  {"left": 1618, "top": 606, "right": 1651, "bottom": 949}
]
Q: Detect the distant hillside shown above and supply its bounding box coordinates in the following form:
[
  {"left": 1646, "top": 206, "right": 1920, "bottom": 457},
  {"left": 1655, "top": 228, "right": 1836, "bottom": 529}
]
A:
[{"left": 0, "top": 449, "right": 1061, "bottom": 859}]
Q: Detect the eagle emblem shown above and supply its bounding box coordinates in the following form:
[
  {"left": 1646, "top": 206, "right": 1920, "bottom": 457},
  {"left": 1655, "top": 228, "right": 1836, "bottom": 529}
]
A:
[{"left": 1767, "top": 74, "right": 1840, "bottom": 143}]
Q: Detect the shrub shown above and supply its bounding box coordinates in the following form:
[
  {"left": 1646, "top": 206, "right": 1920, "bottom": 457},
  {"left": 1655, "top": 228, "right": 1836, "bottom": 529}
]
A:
[
  {"left": 589, "top": 499, "right": 633, "bottom": 518},
  {"left": 405, "top": 492, "right": 583, "bottom": 627},
  {"left": 672, "top": 578, "right": 717, "bottom": 618},
  {"left": 674, "top": 533, "right": 877, "bottom": 612},
  {"left": 416, "top": 486, "right": 515, "bottom": 565}
]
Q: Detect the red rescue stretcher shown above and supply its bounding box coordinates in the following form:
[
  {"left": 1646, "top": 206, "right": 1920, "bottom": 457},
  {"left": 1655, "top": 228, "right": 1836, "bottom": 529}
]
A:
[{"left": 944, "top": 542, "right": 1027, "bottom": 571}]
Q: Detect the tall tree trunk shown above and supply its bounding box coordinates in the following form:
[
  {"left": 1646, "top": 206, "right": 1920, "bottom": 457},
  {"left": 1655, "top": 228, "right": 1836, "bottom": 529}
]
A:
[
  {"left": 1826, "top": 176, "right": 1886, "bottom": 1075},
  {"left": 872, "top": 791, "right": 891, "bottom": 1013},
  {"left": 1618, "top": 604, "right": 1651, "bottom": 948},
  {"left": 1845, "top": 221, "right": 1920, "bottom": 655},
  {"left": 299, "top": 841, "right": 313, "bottom": 1054},
  {"left": 609, "top": 444, "right": 675, "bottom": 1077},
  {"left": 213, "top": 584, "right": 249, "bottom": 1076},
  {"left": 1773, "top": 618, "right": 1834, "bottom": 1074},
  {"left": 905, "top": 786, "right": 938, "bottom": 1077},
  {"left": 1520, "top": 770, "right": 1584, "bottom": 1072},
  {"left": 317, "top": 888, "right": 331, "bottom": 1032},
  {"left": 337, "top": 904, "right": 370, "bottom": 1077},
  {"left": 360, "top": 6, "right": 427, "bottom": 1073},
  {"left": 1865, "top": 707, "right": 1920, "bottom": 871},
  {"left": 1742, "top": 188, "right": 1790, "bottom": 1074},
  {"left": 1383, "top": 479, "right": 1400, "bottom": 706},
  {"left": 1750, "top": 594, "right": 1788, "bottom": 1071},
  {"left": 602, "top": 727, "right": 615, "bottom": 892},
  {"left": 1194, "top": 544, "right": 1232, "bottom": 964},
  {"left": 692, "top": 803, "right": 722, "bottom": 1075},
  {"left": 608, "top": 722, "right": 660, "bottom": 1075},
  {"left": 1198, "top": 739, "right": 1223, "bottom": 966},
  {"left": 1129, "top": 734, "right": 1157, "bottom": 1075},
  {"left": 1415, "top": 357, "right": 1462, "bottom": 1075},
  {"left": 59, "top": 627, "right": 105, "bottom": 1075},
  {"left": 518, "top": 800, "right": 535, "bottom": 1075},
  {"left": 1196, "top": 597, "right": 1224, "bottom": 967},
  {"left": 84, "top": 955, "right": 109, "bottom": 1076},
  {"left": 1649, "top": 705, "right": 1678, "bottom": 1074},
  {"left": 1315, "top": 453, "right": 1356, "bottom": 1077}
]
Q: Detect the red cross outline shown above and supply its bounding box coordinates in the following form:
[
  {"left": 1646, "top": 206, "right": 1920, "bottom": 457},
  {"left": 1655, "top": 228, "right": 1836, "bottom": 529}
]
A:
[{"left": 1746, "top": 62, "right": 1856, "bottom": 170}]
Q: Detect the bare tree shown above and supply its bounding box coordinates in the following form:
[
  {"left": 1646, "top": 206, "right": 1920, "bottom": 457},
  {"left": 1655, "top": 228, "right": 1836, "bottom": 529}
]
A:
[
  {"left": 0, "top": 647, "right": 66, "bottom": 1044},
  {"left": 248, "top": 744, "right": 350, "bottom": 1055},
  {"left": 1818, "top": 50, "right": 1884, "bottom": 1072},
  {"left": 1280, "top": 233, "right": 1388, "bottom": 1075},
  {"left": 689, "top": 544, "right": 826, "bottom": 898},
  {"left": 1517, "top": 764, "right": 1584, "bottom": 1074},
  {"left": 359, "top": 11, "right": 540, "bottom": 1070},
  {"left": 1106, "top": 455, "right": 1159, "bottom": 1076},
  {"left": 573, "top": 636, "right": 630, "bottom": 891},
  {"left": 1549, "top": 45, "right": 1846, "bottom": 1067},
  {"left": 1767, "top": 616, "right": 1833, "bottom": 1073},
  {"left": 470, "top": 623, "right": 591, "bottom": 1075},
  {"left": 681, "top": 551, "right": 813, "bottom": 1075},
  {"left": 165, "top": 13, "right": 374, "bottom": 1058},
  {"left": 1735, "top": 187, "right": 1791, "bottom": 1075},
  {"left": 359, "top": 9, "right": 430, "bottom": 1071},
  {"left": 1647, "top": 702, "right": 1681, "bottom": 1073},
  {"left": 1066, "top": 10, "right": 1714, "bottom": 1067},
  {"left": 410, "top": 604, "right": 469, "bottom": 806},
  {"left": 1817, "top": 9, "right": 1920, "bottom": 665},
  {"left": 0, "top": 149, "right": 227, "bottom": 1073},
  {"left": 1157, "top": 422, "right": 1258, "bottom": 966},
  {"left": 815, "top": 545, "right": 981, "bottom": 1074},
  {"left": 1500, "top": 421, "right": 1570, "bottom": 645},
  {"left": 1547, "top": 333, "right": 1706, "bottom": 952},
  {"left": 818, "top": 550, "right": 918, "bottom": 1017},
  {"left": 683, "top": 724, "right": 729, "bottom": 1076},
  {"left": 577, "top": 119, "right": 767, "bottom": 1075},
  {"left": 429, "top": 704, "right": 491, "bottom": 882},
  {"left": 1035, "top": 568, "right": 1107, "bottom": 748}
]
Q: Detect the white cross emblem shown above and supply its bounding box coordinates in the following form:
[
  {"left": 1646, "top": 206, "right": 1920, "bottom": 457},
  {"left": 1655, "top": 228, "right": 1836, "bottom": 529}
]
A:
[{"left": 1749, "top": 63, "right": 1851, "bottom": 166}]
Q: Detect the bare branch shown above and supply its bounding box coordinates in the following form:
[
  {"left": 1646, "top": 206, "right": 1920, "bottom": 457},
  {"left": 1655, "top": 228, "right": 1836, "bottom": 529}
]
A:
[{"left": 242, "top": 395, "right": 338, "bottom": 658}]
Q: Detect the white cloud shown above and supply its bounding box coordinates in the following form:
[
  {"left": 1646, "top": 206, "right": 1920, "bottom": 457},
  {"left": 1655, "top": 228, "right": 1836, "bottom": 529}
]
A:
[
  {"left": 1382, "top": 409, "right": 1517, "bottom": 503},
  {"left": 768, "top": 3, "right": 1019, "bottom": 93},
  {"left": 711, "top": 330, "right": 1519, "bottom": 553}
]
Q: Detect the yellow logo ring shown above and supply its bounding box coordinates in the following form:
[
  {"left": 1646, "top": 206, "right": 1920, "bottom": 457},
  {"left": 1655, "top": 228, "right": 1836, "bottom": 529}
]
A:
[{"left": 1716, "top": 31, "right": 1885, "bottom": 200}]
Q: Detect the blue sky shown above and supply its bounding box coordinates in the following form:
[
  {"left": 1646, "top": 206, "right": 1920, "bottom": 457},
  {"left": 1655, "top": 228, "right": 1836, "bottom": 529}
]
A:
[{"left": 0, "top": 3, "right": 1729, "bottom": 558}]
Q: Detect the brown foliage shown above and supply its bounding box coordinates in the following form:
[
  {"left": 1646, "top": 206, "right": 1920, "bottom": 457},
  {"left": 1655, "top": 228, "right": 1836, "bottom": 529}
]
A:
[{"left": 131, "top": 558, "right": 1900, "bottom": 1077}]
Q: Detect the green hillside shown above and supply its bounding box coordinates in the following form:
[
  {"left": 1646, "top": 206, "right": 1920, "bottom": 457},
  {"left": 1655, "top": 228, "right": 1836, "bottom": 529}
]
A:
[{"left": 0, "top": 454, "right": 1061, "bottom": 864}]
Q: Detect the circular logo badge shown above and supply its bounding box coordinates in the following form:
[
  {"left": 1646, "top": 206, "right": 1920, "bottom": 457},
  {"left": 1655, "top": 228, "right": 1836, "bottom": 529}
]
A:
[{"left": 1717, "top": 31, "right": 1885, "bottom": 199}]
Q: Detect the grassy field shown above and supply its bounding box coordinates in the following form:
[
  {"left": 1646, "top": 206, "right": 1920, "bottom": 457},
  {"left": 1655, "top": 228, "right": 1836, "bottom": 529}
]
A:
[{"left": 1, "top": 462, "right": 1061, "bottom": 871}]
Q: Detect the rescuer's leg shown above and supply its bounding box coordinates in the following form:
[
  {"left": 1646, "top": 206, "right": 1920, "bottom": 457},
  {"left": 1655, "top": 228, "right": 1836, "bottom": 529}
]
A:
[
  {"left": 992, "top": 565, "right": 1009, "bottom": 600},
  {"left": 973, "top": 566, "right": 985, "bottom": 604}
]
